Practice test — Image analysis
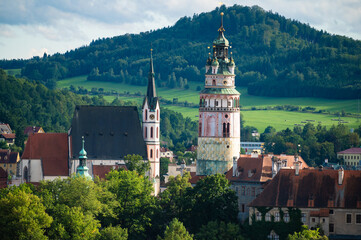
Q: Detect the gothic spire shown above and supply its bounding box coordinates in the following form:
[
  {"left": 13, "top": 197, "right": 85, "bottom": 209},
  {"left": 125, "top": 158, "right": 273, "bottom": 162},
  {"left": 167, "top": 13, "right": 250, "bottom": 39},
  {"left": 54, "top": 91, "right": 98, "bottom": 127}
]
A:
[
  {"left": 144, "top": 48, "right": 158, "bottom": 110},
  {"left": 147, "top": 49, "right": 157, "bottom": 100}
]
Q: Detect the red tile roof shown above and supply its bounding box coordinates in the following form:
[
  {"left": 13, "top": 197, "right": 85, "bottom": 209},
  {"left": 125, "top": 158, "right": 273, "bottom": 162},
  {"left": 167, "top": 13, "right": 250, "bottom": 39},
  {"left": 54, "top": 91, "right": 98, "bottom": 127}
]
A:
[
  {"left": 338, "top": 148, "right": 361, "bottom": 154},
  {"left": 249, "top": 169, "right": 361, "bottom": 209},
  {"left": 226, "top": 154, "right": 308, "bottom": 183},
  {"left": 0, "top": 133, "right": 16, "bottom": 139},
  {"left": 0, "top": 150, "right": 19, "bottom": 164},
  {"left": 22, "top": 133, "right": 69, "bottom": 177},
  {"left": 189, "top": 172, "right": 205, "bottom": 184},
  {"left": 92, "top": 165, "right": 127, "bottom": 179}
]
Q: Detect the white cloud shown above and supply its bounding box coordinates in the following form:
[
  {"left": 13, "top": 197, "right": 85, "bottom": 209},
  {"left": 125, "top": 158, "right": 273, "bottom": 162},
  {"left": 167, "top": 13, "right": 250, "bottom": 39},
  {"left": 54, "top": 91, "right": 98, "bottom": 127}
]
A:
[{"left": 0, "top": 0, "right": 360, "bottom": 59}]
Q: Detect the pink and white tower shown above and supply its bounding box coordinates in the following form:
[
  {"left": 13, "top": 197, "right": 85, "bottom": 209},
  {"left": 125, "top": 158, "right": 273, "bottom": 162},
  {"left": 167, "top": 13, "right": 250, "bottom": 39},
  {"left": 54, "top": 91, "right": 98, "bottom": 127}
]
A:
[
  {"left": 142, "top": 49, "right": 160, "bottom": 194},
  {"left": 197, "top": 12, "right": 241, "bottom": 175}
]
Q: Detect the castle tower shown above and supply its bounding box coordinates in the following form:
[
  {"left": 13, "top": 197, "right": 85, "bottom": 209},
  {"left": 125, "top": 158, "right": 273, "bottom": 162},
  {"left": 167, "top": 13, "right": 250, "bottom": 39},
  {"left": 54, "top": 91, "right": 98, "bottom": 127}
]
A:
[
  {"left": 76, "top": 136, "right": 92, "bottom": 179},
  {"left": 197, "top": 12, "right": 241, "bottom": 175},
  {"left": 142, "top": 49, "right": 160, "bottom": 194}
]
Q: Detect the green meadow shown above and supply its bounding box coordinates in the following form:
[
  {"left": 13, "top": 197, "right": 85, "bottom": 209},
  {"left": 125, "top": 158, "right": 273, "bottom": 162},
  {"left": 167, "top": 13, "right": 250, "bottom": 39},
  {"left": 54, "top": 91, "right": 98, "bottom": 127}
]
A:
[{"left": 57, "top": 76, "right": 361, "bottom": 131}]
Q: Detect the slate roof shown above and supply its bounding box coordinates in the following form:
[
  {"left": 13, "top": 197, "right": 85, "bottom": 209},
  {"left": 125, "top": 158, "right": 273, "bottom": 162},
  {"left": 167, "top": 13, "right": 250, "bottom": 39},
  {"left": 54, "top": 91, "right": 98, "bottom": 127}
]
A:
[
  {"left": 22, "top": 133, "right": 69, "bottom": 176},
  {"left": 249, "top": 169, "right": 361, "bottom": 209},
  {"left": 92, "top": 165, "right": 127, "bottom": 179},
  {"left": 0, "top": 150, "right": 19, "bottom": 164},
  {"left": 0, "top": 124, "right": 12, "bottom": 134},
  {"left": 70, "top": 106, "right": 147, "bottom": 160},
  {"left": 338, "top": 148, "right": 361, "bottom": 154},
  {"left": 226, "top": 154, "right": 308, "bottom": 183},
  {"left": 143, "top": 52, "right": 159, "bottom": 111}
]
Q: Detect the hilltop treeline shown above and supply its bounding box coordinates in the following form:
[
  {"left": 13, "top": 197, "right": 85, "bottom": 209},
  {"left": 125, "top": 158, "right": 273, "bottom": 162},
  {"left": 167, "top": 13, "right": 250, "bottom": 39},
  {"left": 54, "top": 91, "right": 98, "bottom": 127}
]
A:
[{"left": 1, "top": 5, "right": 361, "bottom": 98}]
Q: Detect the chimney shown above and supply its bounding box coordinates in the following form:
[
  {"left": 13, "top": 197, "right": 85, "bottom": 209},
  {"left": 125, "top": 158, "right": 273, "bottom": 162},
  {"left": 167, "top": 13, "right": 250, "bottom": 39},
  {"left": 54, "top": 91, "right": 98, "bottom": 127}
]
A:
[
  {"left": 338, "top": 167, "right": 344, "bottom": 185},
  {"left": 294, "top": 160, "right": 300, "bottom": 176},
  {"left": 232, "top": 156, "right": 238, "bottom": 177}
]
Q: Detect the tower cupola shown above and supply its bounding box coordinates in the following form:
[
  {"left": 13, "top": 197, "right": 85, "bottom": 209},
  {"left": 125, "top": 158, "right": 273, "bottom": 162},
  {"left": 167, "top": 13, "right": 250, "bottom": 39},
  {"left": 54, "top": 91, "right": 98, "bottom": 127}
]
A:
[{"left": 76, "top": 136, "right": 92, "bottom": 179}]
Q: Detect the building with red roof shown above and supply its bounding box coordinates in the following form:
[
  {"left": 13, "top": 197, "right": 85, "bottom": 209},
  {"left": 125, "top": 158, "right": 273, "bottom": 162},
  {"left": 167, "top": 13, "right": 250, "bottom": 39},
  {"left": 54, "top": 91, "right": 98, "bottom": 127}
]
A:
[
  {"left": 249, "top": 168, "right": 361, "bottom": 238},
  {"left": 20, "top": 133, "right": 70, "bottom": 183},
  {"left": 225, "top": 153, "right": 308, "bottom": 222},
  {"left": 0, "top": 133, "right": 16, "bottom": 146}
]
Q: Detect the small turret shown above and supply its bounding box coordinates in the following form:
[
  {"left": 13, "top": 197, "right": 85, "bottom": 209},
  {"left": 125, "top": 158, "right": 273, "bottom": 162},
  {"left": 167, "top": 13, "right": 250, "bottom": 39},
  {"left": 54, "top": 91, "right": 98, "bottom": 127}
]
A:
[
  {"left": 228, "top": 54, "right": 235, "bottom": 74},
  {"left": 211, "top": 58, "right": 219, "bottom": 74}
]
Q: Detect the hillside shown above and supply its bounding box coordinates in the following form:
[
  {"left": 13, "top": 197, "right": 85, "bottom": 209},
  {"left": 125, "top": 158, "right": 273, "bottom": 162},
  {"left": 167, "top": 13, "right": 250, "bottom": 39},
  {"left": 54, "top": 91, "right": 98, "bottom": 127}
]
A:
[{"left": 1, "top": 5, "right": 361, "bottom": 99}]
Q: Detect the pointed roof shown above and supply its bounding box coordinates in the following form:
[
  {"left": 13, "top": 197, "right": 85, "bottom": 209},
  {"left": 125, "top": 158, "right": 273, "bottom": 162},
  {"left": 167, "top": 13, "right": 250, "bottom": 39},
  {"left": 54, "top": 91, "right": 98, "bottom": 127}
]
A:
[{"left": 143, "top": 49, "right": 158, "bottom": 110}]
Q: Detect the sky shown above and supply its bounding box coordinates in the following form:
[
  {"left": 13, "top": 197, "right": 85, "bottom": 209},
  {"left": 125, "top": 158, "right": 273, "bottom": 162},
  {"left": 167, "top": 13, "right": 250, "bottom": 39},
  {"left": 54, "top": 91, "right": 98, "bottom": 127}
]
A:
[{"left": 0, "top": 0, "right": 360, "bottom": 60}]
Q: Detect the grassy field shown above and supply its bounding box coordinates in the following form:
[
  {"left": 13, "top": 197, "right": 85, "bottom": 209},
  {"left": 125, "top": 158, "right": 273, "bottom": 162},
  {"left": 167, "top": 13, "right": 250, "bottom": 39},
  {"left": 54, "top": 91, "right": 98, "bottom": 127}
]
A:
[
  {"left": 4, "top": 69, "right": 21, "bottom": 76},
  {"left": 57, "top": 76, "right": 361, "bottom": 131}
]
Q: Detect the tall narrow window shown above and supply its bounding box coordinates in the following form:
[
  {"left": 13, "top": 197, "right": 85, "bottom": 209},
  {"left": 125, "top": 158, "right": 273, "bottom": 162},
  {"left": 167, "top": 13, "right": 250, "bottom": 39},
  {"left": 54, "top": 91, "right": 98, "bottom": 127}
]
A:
[
  {"left": 157, "top": 109, "right": 159, "bottom": 121},
  {"left": 223, "top": 123, "right": 226, "bottom": 137},
  {"left": 145, "top": 109, "right": 148, "bottom": 120},
  {"left": 156, "top": 127, "right": 159, "bottom": 138},
  {"left": 227, "top": 123, "right": 230, "bottom": 137},
  {"left": 145, "top": 127, "right": 147, "bottom": 138},
  {"left": 150, "top": 149, "right": 153, "bottom": 158},
  {"left": 151, "top": 127, "right": 153, "bottom": 138},
  {"left": 156, "top": 149, "right": 159, "bottom": 158},
  {"left": 212, "top": 79, "right": 216, "bottom": 85},
  {"left": 199, "top": 123, "right": 202, "bottom": 136}
]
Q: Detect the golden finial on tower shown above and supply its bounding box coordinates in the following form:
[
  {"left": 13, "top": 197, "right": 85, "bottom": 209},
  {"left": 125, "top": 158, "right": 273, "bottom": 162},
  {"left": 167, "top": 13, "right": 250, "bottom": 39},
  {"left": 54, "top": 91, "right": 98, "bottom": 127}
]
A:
[{"left": 218, "top": 12, "right": 225, "bottom": 32}]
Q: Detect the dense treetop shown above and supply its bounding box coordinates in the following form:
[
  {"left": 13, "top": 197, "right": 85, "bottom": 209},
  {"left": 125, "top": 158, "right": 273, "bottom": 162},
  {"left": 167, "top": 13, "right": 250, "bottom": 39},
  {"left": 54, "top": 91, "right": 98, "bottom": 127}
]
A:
[{"left": 1, "top": 5, "right": 360, "bottom": 98}]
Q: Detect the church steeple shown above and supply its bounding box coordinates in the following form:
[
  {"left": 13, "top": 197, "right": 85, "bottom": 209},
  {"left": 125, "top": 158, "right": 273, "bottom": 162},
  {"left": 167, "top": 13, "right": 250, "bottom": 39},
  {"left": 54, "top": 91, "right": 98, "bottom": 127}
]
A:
[
  {"left": 144, "top": 49, "right": 158, "bottom": 110},
  {"left": 213, "top": 12, "right": 229, "bottom": 60}
]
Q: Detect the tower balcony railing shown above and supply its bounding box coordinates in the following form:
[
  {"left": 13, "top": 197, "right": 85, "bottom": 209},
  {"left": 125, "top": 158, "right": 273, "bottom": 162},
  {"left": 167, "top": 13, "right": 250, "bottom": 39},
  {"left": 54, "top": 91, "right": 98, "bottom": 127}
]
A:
[{"left": 199, "top": 107, "right": 240, "bottom": 112}]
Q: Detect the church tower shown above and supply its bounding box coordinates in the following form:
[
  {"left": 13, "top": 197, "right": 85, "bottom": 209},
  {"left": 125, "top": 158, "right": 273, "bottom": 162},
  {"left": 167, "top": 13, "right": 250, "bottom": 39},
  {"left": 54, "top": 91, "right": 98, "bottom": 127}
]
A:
[
  {"left": 197, "top": 12, "right": 241, "bottom": 175},
  {"left": 142, "top": 49, "right": 160, "bottom": 194}
]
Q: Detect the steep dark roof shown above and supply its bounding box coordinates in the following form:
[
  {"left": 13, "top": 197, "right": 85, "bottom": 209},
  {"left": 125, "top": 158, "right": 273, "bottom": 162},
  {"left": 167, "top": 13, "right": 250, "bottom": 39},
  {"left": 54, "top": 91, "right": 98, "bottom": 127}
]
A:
[
  {"left": 249, "top": 169, "right": 361, "bottom": 209},
  {"left": 22, "top": 133, "right": 69, "bottom": 176},
  {"left": 70, "top": 106, "right": 147, "bottom": 160},
  {"left": 0, "top": 150, "right": 19, "bottom": 164}
]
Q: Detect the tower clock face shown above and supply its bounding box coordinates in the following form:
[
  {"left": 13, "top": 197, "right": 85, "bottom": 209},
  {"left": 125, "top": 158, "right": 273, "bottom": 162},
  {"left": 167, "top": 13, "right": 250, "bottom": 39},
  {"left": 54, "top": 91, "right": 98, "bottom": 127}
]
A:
[{"left": 149, "top": 114, "right": 155, "bottom": 120}]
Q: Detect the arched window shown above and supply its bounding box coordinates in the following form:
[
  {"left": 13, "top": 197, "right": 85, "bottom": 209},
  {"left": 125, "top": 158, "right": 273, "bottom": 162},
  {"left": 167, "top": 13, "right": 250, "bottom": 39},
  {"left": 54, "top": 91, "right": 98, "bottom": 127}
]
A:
[
  {"left": 227, "top": 123, "right": 230, "bottom": 137},
  {"left": 145, "top": 109, "right": 148, "bottom": 120},
  {"left": 150, "top": 149, "right": 153, "bottom": 159},
  {"left": 150, "top": 127, "right": 153, "bottom": 138},
  {"left": 156, "top": 149, "right": 159, "bottom": 158},
  {"left": 199, "top": 123, "right": 202, "bottom": 136},
  {"left": 145, "top": 127, "right": 147, "bottom": 138},
  {"left": 223, "top": 123, "right": 226, "bottom": 137},
  {"left": 212, "top": 79, "right": 216, "bottom": 86},
  {"left": 156, "top": 127, "right": 159, "bottom": 138}
]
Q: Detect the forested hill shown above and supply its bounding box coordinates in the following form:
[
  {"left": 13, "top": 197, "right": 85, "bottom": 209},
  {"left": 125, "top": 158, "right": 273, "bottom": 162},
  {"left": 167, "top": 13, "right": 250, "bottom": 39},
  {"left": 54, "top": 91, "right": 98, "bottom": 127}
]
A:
[{"left": 1, "top": 5, "right": 361, "bottom": 99}]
